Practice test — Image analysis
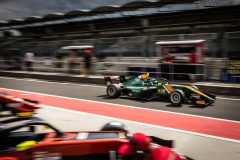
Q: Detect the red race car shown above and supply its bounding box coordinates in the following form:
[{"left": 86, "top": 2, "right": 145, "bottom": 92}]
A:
[
  {"left": 0, "top": 92, "right": 39, "bottom": 117},
  {"left": 0, "top": 117, "right": 176, "bottom": 160}
]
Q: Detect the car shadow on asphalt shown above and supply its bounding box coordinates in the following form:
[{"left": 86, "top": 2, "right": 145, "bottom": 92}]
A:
[
  {"left": 165, "top": 104, "right": 183, "bottom": 108},
  {"left": 97, "top": 95, "right": 212, "bottom": 109},
  {"left": 119, "top": 97, "right": 149, "bottom": 103},
  {"left": 188, "top": 104, "right": 209, "bottom": 109},
  {"left": 97, "top": 95, "right": 112, "bottom": 99},
  {"left": 97, "top": 95, "right": 150, "bottom": 103}
]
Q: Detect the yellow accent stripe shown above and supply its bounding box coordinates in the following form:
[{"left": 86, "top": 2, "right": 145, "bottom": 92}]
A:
[{"left": 174, "top": 84, "right": 214, "bottom": 100}]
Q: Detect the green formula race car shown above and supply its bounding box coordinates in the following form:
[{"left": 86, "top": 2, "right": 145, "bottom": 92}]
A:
[
  {"left": 105, "top": 73, "right": 215, "bottom": 106},
  {"left": 105, "top": 73, "right": 185, "bottom": 106}
]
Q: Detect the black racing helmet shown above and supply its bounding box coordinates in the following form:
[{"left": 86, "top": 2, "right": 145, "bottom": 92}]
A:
[{"left": 101, "top": 121, "right": 128, "bottom": 132}]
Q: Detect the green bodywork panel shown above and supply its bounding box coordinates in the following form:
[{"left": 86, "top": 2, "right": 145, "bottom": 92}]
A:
[
  {"left": 120, "top": 76, "right": 215, "bottom": 104},
  {"left": 121, "top": 77, "right": 170, "bottom": 99},
  {"left": 171, "top": 84, "right": 215, "bottom": 103}
]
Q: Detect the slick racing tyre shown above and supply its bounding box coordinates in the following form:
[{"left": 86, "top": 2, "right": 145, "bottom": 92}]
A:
[
  {"left": 107, "top": 84, "right": 121, "bottom": 98},
  {"left": 170, "top": 90, "right": 185, "bottom": 106}
]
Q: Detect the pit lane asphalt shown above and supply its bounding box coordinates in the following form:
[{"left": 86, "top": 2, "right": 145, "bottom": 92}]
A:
[
  {"left": 0, "top": 77, "right": 239, "bottom": 121},
  {"left": 35, "top": 106, "right": 240, "bottom": 160}
]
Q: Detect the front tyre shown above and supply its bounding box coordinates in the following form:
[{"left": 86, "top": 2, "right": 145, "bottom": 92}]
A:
[
  {"left": 170, "top": 90, "right": 185, "bottom": 106},
  {"left": 107, "top": 84, "right": 121, "bottom": 98}
]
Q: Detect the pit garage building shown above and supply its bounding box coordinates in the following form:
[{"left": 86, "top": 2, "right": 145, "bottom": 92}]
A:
[{"left": 0, "top": 0, "right": 240, "bottom": 81}]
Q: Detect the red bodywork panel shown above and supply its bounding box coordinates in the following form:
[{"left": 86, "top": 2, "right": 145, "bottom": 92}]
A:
[
  {"left": 0, "top": 93, "right": 39, "bottom": 113},
  {"left": 0, "top": 131, "right": 128, "bottom": 160}
]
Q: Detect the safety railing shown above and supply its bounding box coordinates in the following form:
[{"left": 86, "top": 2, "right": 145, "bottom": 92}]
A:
[
  {"left": 1, "top": 31, "right": 240, "bottom": 82},
  {"left": 149, "top": 33, "right": 220, "bottom": 57},
  {"left": 0, "top": 33, "right": 222, "bottom": 58},
  {"left": 0, "top": 58, "right": 208, "bottom": 82}
]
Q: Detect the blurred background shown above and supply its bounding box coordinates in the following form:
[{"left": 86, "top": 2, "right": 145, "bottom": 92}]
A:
[{"left": 0, "top": 0, "right": 240, "bottom": 83}]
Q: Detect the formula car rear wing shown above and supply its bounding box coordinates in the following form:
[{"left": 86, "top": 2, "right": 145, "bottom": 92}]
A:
[{"left": 104, "top": 76, "right": 126, "bottom": 85}]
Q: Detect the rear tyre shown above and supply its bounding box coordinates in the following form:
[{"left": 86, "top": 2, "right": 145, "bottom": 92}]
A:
[
  {"left": 170, "top": 90, "right": 185, "bottom": 106},
  {"left": 107, "top": 84, "right": 121, "bottom": 98}
]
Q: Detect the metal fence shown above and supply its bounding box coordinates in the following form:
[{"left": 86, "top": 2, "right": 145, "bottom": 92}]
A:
[
  {"left": 0, "top": 33, "right": 230, "bottom": 58},
  {"left": 95, "top": 36, "right": 148, "bottom": 57},
  {"left": 0, "top": 58, "right": 206, "bottom": 82},
  {"left": 1, "top": 32, "right": 240, "bottom": 82},
  {"left": 148, "top": 33, "right": 220, "bottom": 57},
  {"left": 223, "top": 31, "right": 240, "bottom": 58}
]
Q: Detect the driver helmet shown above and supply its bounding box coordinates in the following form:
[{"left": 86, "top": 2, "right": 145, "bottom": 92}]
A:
[
  {"left": 130, "top": 132, "right": 151, "bottom": 151},
  {"left": 144, "top": 73, "right": 150, "bottom": 79},
  {"left": 139, "top": 73, "right": 150, "bottom": 80}
]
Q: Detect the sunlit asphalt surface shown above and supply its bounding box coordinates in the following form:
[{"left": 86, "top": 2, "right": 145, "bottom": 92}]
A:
[{"left": 0, "top": 77, "right": 239, "bottom": 121}]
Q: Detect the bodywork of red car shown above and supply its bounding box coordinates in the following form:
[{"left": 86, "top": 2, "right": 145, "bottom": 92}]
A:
[
  {"left": 0, "top": 117, "right": 128, "bottom": 160},
  {"left": 0, "top": 92, "right": 39, "bottom": 116},
  {"left": 0, "top": 117, "right": 174, "bottom": 160}
]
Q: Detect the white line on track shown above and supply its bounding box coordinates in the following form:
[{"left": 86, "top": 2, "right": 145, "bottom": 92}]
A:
[
  {"left": 0, "top": 76, "right": 105, "bottom": 88},
  {"left": 1, "top": 76, "right": 240, "bottom": 101},
  {"left": 2, "top": 87, "right": 240, "bottom": 124},
  {"left": 40, "top": 104, "right": 240, "bottom": 144}
]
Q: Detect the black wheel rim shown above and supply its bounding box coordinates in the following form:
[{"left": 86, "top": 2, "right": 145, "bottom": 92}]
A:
[
  {"left": 108, "top": 86, "right": 116, "bottom": 96},
  {"left": 171, "top": 92, "right": 181, "bottom": 104}
]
